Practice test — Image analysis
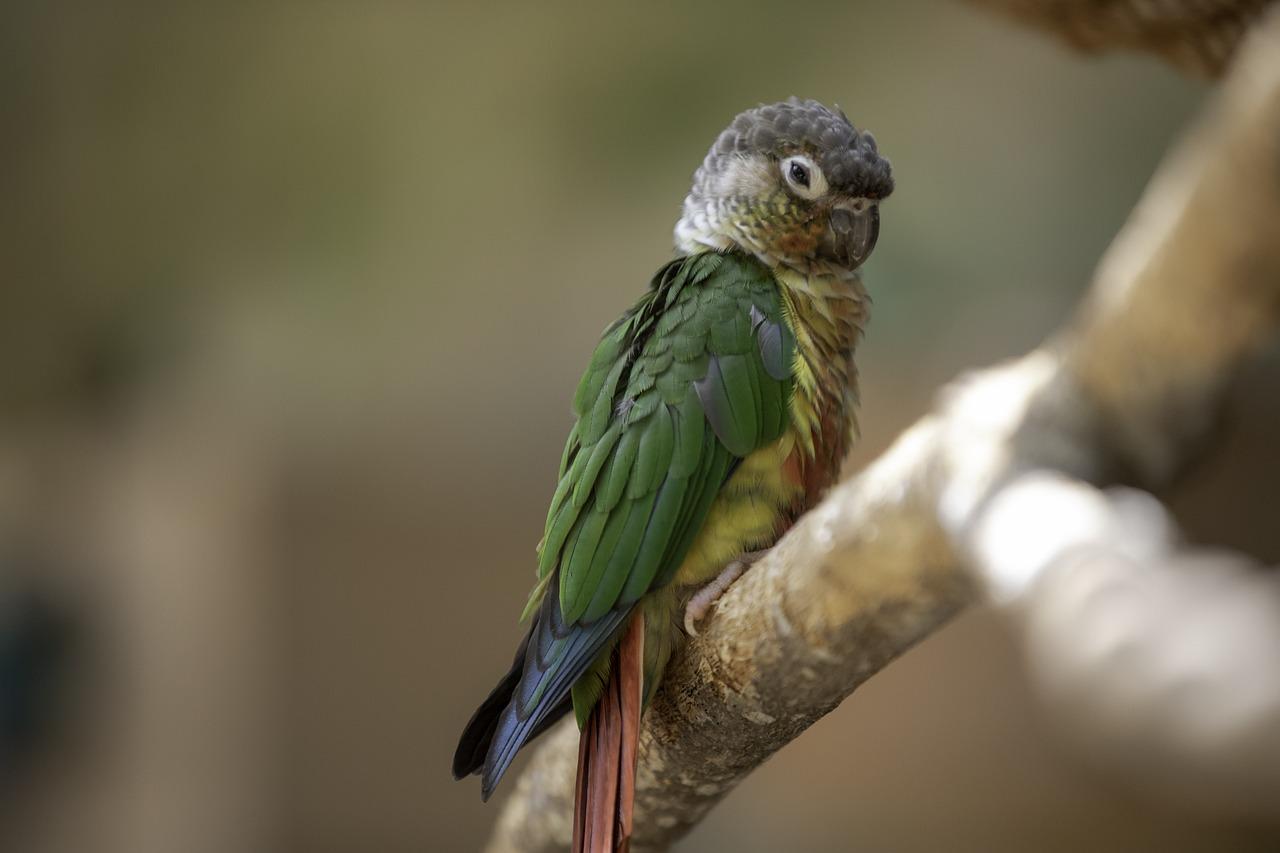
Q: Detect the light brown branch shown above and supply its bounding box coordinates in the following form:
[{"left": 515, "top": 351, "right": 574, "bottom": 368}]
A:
[
  {"left": 486, "top": 8, "right": 1280, "bottom": 851},
  {"left": 968, "top": 472, "right": 1280, "bottom": 820}
]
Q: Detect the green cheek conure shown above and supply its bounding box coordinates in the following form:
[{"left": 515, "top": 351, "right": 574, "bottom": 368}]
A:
[{"left": 454, "top": 98, "right": 893, "bottom": 852}]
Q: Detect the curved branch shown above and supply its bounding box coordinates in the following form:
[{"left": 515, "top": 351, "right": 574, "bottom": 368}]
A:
[
  {"left": 486, "top": 8, "right": 1280, "bottom": 851},
  {"left": 969, "top": 472, "right": 1280, "bottom": 819}
]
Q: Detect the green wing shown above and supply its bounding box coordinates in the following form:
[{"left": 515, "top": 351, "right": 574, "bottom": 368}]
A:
[
  {"left": 480, "top": 251, "right": 794, "bottom": 793},
  {"left": 537, "top": 251, "right": 794, "bottom": 625}
]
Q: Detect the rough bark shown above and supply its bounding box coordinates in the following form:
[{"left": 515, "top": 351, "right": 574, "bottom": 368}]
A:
[{"left": 486, "top": 5, "right": 1280, "bottom": 851}]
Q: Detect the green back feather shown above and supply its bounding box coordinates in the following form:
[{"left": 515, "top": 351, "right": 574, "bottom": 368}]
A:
[
  {"left": 535, "top": 252, "right": 793, "bottom": 622},
  {"left": 523, "top": 250, "right": 796, "bottom": 724}
]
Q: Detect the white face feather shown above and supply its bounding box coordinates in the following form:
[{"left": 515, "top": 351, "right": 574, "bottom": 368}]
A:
[
  {"left": 708, "top": 153, "right": 775, "bottom": 199},
  {"left": 675, "top": 153, "right": 774, "bottom": 256}
]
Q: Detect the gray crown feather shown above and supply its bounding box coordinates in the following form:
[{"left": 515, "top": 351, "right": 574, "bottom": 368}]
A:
[{"left": 709, "top": 97, "right": 894, "bottom": 199}]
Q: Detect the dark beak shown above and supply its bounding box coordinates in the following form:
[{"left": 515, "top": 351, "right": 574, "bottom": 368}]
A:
[{"left": 823, "top": 203, "right": 880, "bottom": 269}]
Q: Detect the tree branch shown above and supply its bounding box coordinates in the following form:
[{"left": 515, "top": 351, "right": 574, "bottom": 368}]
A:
[
  {"left": 486, "top": 6, "right": 1280, "bottom": 851},
  {"left": 965, "top": 0, "right": 1275, "bottom": 78},
  {"left": 967, "top": 472, "right": 1280, "bottom": 819}
]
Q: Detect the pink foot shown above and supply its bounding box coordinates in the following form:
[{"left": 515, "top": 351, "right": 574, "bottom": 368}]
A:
[{"left": 683, "top": 550, "right": 767, "bottom": 636}]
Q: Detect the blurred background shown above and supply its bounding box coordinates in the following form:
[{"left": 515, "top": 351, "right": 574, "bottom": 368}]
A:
[{"left": 3, "top": 2, "right": 1279, "bottom": 852}]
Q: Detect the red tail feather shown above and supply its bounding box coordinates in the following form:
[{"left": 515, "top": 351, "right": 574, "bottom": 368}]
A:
[{"left": 573, "top": 612, "right": 644, "bottom": 853}]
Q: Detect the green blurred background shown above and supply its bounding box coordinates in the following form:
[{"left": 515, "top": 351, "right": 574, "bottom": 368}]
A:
[{"left": 3, "top": 2, "right": 1279, "bottom": 852}]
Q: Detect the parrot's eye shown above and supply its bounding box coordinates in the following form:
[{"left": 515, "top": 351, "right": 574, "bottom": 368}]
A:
[{"left": 780, "top": 155, "right": 826, "bottom": 200}]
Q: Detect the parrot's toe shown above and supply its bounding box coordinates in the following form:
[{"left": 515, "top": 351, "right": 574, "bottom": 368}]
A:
[{"left": 682, "top": 549, "right": 767, "bottom": 636}]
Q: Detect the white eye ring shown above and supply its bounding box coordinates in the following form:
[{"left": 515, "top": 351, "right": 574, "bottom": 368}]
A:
[{"left": 780, "top": 155, "right": 827, "bottom": 200}]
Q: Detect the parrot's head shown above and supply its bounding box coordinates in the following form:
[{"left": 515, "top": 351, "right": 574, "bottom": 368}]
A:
[{"left": 675, "top": 98, "right": 893, "bottom": 275}]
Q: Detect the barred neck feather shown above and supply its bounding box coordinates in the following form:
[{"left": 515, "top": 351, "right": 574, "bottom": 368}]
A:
[
  {"left": 774, "top": 265, "right": 868, "bottom": 493},
  {"left": 674, "top": 198, "right": 862, "bottom": 282}
]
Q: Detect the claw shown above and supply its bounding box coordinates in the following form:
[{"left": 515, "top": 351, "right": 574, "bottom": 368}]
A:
[{"left": 682, "top": 550, "right": 767, "bottom": 636}]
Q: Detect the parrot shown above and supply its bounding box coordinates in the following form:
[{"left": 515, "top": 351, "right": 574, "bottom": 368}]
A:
[{"left": 453, "top": 97, "right": 893, "bottom": 852}]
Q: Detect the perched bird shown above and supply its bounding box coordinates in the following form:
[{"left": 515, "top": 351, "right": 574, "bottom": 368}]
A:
[{"left": 454, "top": 98, "right": 893, "bottom": 851}]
